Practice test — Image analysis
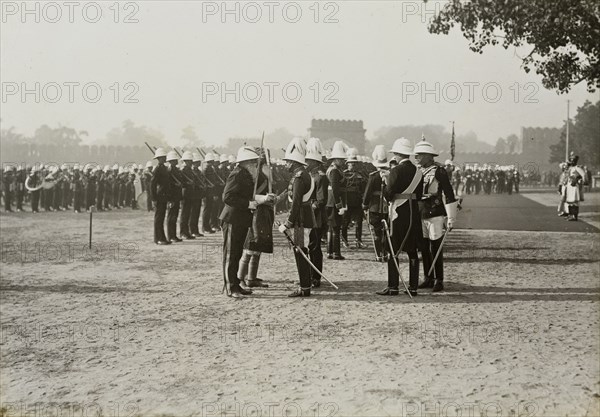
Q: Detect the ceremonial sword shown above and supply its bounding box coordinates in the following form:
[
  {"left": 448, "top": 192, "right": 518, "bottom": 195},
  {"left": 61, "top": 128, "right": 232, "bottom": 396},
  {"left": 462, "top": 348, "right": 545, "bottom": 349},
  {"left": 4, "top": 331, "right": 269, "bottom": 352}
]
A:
[{"left": 275, "top": 221, "right": 339, "bottom": 290}]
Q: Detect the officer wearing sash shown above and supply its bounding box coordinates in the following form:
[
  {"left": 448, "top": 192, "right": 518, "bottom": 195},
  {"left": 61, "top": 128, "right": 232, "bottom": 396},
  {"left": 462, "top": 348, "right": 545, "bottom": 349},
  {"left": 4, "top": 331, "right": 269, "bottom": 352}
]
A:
[
  {"left": 305, "top": 137, "right": 328, "bottom": 288},
  {"left": 278, "top": 137, "right": 316, "bottom": 297},
  {"left": 326, "top": 141, "right": 347, "bottom": 260},
  {"left": 414, "top": 140, "right": 458, "bottom": 292},
  {"left": 376, "top": 138, "right": 423, "bottom": 296},
  {"left": 362, "top": 145, "right": 389, "bottom": 261}
]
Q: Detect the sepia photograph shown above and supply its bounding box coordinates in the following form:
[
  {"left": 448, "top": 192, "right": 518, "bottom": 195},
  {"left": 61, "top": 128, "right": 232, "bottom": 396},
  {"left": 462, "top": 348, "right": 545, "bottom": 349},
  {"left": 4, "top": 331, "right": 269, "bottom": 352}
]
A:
[{"left": 1, "top": 1, "right": 599, "bottom": 416}]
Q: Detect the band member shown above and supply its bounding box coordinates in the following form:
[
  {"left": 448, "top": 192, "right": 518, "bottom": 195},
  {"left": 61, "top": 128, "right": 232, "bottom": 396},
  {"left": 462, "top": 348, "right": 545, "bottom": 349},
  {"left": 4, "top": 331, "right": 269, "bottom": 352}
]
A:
[
  {"left": 278, "top": 137, "right": 316, "bottom": 297},
  {"left": 166, "top": 151, "right": 184, "bottom": 243},
  {"left": 15, "top": 166, "right": 26, "bottom": 212},
  {"left": 362, "top": 145, "right": 389, "bottom": 261},
  {"left": 376, "top": 138, "right": 423, "bottom": 297},
  {"left": 220, "top": 146, "right": 274, "bottom": 298},
  {"left": 25, "top": 166, "right": 43, "bottom": 213},
  {"left": 342, "top": 148, "right": 367, "bottom": 249},
  {"left": 305, "top": 137, "right": 327, "bottom": 288},
  {"left": 151, "top": 148, "right": 171, "bottom": 245},
  {"left": 414, "top": 140, "right": 458, "bottom": 293},
  {"left": 3, "top": 166, "right": 14, "bottom": 212},
  {"left": 326, "top": 141, "right": 347, "bottom": 260}
]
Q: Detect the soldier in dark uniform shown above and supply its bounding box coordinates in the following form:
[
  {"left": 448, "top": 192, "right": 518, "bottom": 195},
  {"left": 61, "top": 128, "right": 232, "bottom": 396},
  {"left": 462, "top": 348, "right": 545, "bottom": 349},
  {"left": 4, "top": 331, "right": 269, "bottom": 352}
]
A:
[
  {"left": 62, "top": 165, "right": 72, "bottom": 211},
  {"left": 179, "top": 151, "right": 197, "bottom": 240},
  {"left": 150, "top": 148, "right": 171, "bottom": 245},
  {"left": 14, "top": 166, "right": 25, "bottom": 212},
  {"left": 202, "top": 153, "right": 219, "bottom": 234},
  {"left": 278, "top": 138, "right": 316, "bottom": 297},
  {"left": 84, "top": 165, "right": 96, "bottom": 211},
  {"left": 362, "top": 145, "right": 389, "bottom": 261},
  {"left": 72, "top": 165, "right": 83, "bottom": 213},
  {"left": 190, "top": 153, "right": 208, "bottom": 237},
  {"left": 376, "top": 138, "right": 423, "bottom": 297},
  {"left": 220, "top": 146, "right": 273, "bottom": 298},
  {"left": 166, "top": 151, "right": 183, "bottom": 243},
  {"left": 144, "top": 161, "right": 154, "bottom": 211},
  {"left": 305, "top": 138, "right": 328, "bottom": 288},
  {"left": 342, "top": 151, "right": 366, "bottom": 249},
  {"left": 326, "top": 141, "right": 347, "bottom": 260},
  {"left": 102, "top": 166, "right": 112, "bottom": 211},
  {"left": 111, "top": 165, "right": 120, "bottom": 209},
  {"left": 95, "top": 166, "right": 105, "bottom": 211}
]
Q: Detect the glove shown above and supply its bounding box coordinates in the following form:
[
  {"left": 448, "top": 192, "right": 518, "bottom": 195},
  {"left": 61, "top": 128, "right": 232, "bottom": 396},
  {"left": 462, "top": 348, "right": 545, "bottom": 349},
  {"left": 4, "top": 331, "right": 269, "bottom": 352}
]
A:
[
  {"left": 446, "top": 217, "right": 454, "bottom": 231},
  {"left": 278, "top": 224, "right": 288, "bottom": 234},
  {"left": 167, "top": 202, "right": 173, "bottom": 209},
  {"left": 248, "top": 201, "right": 258, "bottom": 210},
  {"left": 338, "top": 207, "right": 347, "bottom": 215},
  {"left": 255, "top": 194, "right": 275, "bottom": 205}
]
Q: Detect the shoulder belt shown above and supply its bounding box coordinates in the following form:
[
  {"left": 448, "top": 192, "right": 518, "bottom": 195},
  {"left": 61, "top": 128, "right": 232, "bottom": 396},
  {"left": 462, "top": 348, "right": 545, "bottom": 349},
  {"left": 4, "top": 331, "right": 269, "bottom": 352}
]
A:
[{"left": 388, "top": 168, "right": 423, "bottom": 224}]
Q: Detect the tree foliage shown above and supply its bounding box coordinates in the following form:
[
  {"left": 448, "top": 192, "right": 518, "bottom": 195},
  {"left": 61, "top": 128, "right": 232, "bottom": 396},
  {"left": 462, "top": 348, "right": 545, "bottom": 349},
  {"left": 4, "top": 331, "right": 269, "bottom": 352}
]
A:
[
  {"left": 549, "top": 100, "right": 599, "bottom": 168},
  {"left": 426, "top": 0, "right": 600, "bottom": 93}
]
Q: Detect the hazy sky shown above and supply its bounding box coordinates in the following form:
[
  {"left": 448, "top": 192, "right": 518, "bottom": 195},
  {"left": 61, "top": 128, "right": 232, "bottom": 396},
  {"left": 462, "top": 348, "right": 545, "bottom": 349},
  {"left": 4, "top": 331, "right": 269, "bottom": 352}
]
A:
[{"left": 1, "top": 1, "right": 597, "bottom": 147}]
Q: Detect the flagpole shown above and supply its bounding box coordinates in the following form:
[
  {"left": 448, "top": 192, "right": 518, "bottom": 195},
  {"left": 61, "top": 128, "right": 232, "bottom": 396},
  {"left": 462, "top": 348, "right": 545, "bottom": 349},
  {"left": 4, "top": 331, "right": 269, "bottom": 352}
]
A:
[
  {"left": 450, "top": 121, "right": 455, "bottom": 161},
  {"left": 565, "top": 100, "right": 570, "bottom": 161}
]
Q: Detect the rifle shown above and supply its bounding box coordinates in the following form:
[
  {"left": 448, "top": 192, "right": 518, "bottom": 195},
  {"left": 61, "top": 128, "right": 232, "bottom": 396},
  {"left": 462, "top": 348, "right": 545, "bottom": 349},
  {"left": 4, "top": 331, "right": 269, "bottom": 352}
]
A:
[
  {"left": 197, "top": 147, "right": 226, "bottom": 185},
  {"left": 253, "top": 132, "right": 265, "bottom": 198}
]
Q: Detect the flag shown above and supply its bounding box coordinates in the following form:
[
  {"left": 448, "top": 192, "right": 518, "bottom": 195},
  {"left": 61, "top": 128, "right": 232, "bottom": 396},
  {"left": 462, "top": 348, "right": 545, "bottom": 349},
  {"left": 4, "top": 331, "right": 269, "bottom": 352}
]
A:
[{"left": 450, "top": 123, "right": 456, "bottom": 161}]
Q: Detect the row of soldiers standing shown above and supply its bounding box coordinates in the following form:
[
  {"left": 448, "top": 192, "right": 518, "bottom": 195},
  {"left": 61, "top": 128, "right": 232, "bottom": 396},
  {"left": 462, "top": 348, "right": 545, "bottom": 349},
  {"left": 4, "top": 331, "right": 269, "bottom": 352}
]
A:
[{"left": 1, "top": 163, "right": 143, "bottom": 213}]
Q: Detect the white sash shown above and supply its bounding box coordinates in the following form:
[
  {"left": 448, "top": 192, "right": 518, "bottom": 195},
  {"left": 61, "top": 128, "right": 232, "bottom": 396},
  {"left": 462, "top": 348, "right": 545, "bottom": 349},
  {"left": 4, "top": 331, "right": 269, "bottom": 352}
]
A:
[{"left": 389, "top": 169, "right": 423, "bottom": 223}]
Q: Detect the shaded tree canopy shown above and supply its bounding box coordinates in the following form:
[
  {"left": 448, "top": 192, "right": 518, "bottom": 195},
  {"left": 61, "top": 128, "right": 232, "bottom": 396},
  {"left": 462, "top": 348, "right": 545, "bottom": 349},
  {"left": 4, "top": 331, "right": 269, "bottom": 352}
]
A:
[
  {"left": 371, "top": 124, "right": 494, "bottom": 154},
  {"left": 549, "top": 100, "right": 599, "bottom": 168},
  {"left": 102, "top": 120, "right": 168, "bottom": 148},
  {"left": 426, "top": 0, "right": 600, "bottom": 93}
]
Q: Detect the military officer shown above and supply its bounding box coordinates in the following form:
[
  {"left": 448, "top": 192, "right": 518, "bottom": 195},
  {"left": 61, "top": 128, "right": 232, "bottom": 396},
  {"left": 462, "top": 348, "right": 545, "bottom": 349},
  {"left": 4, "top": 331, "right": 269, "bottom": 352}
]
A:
[
  {"left": 362, "top": 145, "right": 389, "bottom": 261},
  {"left": 220, "top": 146, "right": 273, "bottom": 298},
  {"left": 278, "top": 137, "right": 316, "bottom": 297},
  {"left": 202, "top": 152, "right": 219, "bottom": 234},
  {"left": 305, "top": 137, "right": 327, "bottom": 288},
  {"left": 326, "top": 141, "right": 347, "bottom": 260},
  {"left": 376, "top": 138, "right": 423, "bottom": 297},
  {"left": 414, "top": 139, "right": 458, "bottom": 293},
  {"left": 166, "top": 151, "right": 184, "bottom": 243},
  {"left": 342, "top": 148, "right": 367, "bottom": 248},
  {"left": 190, "top": 153, "right": 208, "bottom": 237},
  {"left": 150, "top": 148, "right": 171, "bottom": 245}
]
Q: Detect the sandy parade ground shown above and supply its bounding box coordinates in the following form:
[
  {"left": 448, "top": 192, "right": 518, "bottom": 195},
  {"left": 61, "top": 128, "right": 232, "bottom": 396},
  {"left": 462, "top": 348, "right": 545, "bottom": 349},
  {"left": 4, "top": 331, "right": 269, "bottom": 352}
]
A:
[{"left": 1, "top": 192, "right": 599, "bottom": 417}]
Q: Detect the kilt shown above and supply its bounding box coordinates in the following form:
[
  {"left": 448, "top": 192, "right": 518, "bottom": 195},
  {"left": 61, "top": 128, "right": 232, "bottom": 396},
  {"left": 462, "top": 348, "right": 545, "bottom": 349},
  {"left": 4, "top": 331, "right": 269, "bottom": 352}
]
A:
[{"left": 327, "top": 207, "right": 343, "bottom": 227}]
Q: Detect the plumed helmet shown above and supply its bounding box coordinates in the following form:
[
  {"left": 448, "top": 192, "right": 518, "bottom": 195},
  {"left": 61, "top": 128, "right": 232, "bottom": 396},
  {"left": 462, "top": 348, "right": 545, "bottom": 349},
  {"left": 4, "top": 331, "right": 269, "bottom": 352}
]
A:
[
  {"left": 346, "top": 147, "right": 359, "bottom": 163},
  {"left": 372, "top": 145, "right": 388, "bottom": 168},
  {"left": 329, "top": 141, "right": 348, "bottom": 160},
  {"left": 306, "top": 137, "right": 324, "bottom": 161},
  {"left": 283, "top": 137, "right": 307, "bottom": 165}
]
